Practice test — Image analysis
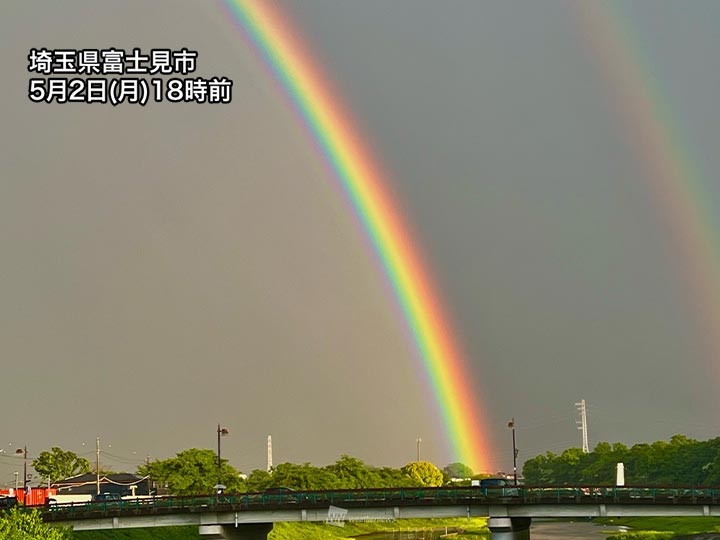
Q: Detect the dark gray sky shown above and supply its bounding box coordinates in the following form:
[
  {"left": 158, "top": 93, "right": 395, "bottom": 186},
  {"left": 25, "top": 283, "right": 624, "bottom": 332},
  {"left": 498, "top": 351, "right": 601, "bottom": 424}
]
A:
[{"left": 1, "top": 1, "right": 719, "bottom": 484}]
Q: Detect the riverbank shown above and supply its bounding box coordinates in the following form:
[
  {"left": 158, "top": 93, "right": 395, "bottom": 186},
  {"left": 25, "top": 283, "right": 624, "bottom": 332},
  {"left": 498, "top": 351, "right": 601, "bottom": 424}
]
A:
[
  {"left": 270, "top": 518, "right": 488, "bottom": 539},
  {"left": 596, "top": 517, "right": 720, "bottom": 539},
  {"left": 69, "top": 516, "right": 720, "bottom": 539},
  {"left": 528, "top": 520, "right": 629, "bottom": 539},
  {"left": 72, "top": 518, "right": 490, "bottom": 539},
  {"left": 74, "top": 527, "right": 200, "bottom": 539}
]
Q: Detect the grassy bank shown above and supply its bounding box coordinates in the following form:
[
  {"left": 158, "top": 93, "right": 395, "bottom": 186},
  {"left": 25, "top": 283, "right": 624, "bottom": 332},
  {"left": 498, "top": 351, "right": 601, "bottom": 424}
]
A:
[
  {"left": 270, "top": 518, "right": 488, "bottom": 539},
  {"left": 74, "top": 527, "right": 200, "bottom": 539},
  {"left": 70, "top": 516, "right": 720, "bottom": 539},
  {"left": 597, "top": 517, "right": 720, "bottom": 539},
  {"left": 72, "top": 518, "right": 489, "bottom": 539}
]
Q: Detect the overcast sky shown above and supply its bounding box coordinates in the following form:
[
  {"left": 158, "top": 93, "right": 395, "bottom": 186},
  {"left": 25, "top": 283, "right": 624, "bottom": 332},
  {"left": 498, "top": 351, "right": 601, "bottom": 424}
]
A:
[{"left": 1, "top": 1, "right": 719, "bottom": 484}]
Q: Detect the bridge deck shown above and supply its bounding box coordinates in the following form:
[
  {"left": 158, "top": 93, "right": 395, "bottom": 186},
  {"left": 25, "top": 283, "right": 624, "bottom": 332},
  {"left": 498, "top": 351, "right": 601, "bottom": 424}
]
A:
[{"left": 35, "top": 486, "right": 720, "bottom": 525}]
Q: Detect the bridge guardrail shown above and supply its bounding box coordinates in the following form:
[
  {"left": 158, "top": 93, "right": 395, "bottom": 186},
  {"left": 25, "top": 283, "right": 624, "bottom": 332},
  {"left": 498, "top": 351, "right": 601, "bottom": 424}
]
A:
[{"left": 34, "top": 485, "right": 720, "bottom": 521}]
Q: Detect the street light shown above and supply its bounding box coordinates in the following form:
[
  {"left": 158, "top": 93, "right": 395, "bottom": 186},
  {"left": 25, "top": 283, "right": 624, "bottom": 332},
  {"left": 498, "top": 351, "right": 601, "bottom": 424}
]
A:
[
  {"left": 15, "top": 447, "right": 28, "bottom": 504},
  {"left": 508, "top": 419, "right": 518, "bottom": 485},
  {"left": 216, "top": 424, "right": 229, "bottom": 493}
]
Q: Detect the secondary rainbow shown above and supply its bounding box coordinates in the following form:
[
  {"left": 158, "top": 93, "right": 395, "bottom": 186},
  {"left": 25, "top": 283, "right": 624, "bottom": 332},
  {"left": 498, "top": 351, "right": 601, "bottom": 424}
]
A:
[
  {"left": 221, "top": 0, "right": 494, "bottom": 471},
  {"left": 573, "top": 2, "right": 720, "bottom": 379}
]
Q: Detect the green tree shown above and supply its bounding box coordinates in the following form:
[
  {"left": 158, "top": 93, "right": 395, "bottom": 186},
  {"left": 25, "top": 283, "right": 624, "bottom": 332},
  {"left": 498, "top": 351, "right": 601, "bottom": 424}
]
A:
[
  {"left": 374, "top": 466, "right": 417, "bottom": 488},
  {"left": 138, "top": 448, "right": 245, "bottom": 495},
  {"left": 669, "top": 434, "right": 695, "bottom": 447},
  {"left": 268, "top": 462, "right": 340, "bottom": 491},
  {"left": 442, "top": 462, "right": 474, "bottom": 481},
  {"left": 32, "top": 447, "right": 91, "bottom": 483},
  {"left": 244, "top": 456, "right": 420, "bottom": 492},
  {"left": 550, "top": 447, "right": 587, "bottom": 484},
  {"left": 0, "top": 508, "right": 70, "bottom": 539},
  {"left": 700, "top": 442, "right": 720, "bottom": 485},
  {"left": 522, "top": 435, "right": 720, "bottom": 486},
  {"left": 522, "top": 451, "right": 557, "bottom": 484},
  {"left": 245, "top": 469, "right": 273, "bottom": 492},
  {"left": 400, "top": 461, "right": 443, "bottom": 487},
  {"left": 325, "top": 455, "right": 377, "bottom": 489}
]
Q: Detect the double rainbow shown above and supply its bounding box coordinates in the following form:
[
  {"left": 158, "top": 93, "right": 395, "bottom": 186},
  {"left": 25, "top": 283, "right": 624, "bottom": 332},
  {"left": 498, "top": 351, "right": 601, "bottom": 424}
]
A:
[
  {"left": 221, "top": 0, "right": 493, "bottom": 472},
  {"left": 575, "top": 3, "right": 720, "bottom": 379}
]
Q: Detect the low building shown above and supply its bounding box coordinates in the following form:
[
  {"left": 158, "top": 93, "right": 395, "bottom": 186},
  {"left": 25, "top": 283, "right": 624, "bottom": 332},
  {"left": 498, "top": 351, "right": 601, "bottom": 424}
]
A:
[{"left": 53, "top": 473, "right": 150, "bottom": 502}]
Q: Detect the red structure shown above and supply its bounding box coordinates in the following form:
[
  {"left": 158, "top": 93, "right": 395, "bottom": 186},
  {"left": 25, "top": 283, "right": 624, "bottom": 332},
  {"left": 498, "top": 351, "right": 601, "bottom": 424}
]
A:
[{"left": 0, "top": 487, "right": 56, "bottom": 506}]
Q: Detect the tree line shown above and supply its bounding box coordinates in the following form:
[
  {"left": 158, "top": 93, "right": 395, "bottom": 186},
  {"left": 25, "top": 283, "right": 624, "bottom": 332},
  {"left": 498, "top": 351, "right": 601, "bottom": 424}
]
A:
[
  {"left": 137, "top": 450, "right": 468, "bottom": 495},
  {"left": 5, "top": 452, "right": 477, "bottom": 539},
  {"left": 11, "top": 434, "right": 720, "bottom": 539},
  {"left": 32, "top": 434, "right": 720, "bottom": 492},
  {"left": 522, "top": 435, "right": 720, "bottom": 486},
  {"left": 29, "top": 447, "right": 478, "bottom": 495}
]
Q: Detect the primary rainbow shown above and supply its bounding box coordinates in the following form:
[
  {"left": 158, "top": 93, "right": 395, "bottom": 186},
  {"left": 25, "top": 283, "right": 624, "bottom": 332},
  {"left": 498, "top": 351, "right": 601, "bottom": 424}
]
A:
[
  {"left": 574, "top": 2, "right": 720, "bottom": 380},
  {"left": 221, "top": 0, "right": 493, "bottom": 471}
]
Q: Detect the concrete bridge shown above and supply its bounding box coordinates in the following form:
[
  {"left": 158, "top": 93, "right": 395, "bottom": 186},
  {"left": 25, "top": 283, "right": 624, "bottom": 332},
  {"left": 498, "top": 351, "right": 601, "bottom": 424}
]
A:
[{"left": 39, "top": 486, "right": 720, "bottom": 539}]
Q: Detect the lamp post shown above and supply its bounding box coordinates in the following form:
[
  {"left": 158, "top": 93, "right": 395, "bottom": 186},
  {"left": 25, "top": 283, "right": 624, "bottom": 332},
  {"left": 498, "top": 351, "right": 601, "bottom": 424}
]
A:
[
  {"left": 216, "top": 424, "right": 229, "bottom": 492},
  {"left": 15, "top": 447, "right": 27, "bottom": 504},
  {"left": 508, "top": 418, "right": 518, "bottom": 485}
]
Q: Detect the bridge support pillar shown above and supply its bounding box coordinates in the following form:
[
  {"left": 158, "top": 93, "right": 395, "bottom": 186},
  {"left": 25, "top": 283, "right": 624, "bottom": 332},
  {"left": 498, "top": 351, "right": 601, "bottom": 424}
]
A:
[
  {"left": 488, "top": 517, "right": 532, "bottom": 540},
  {"left": 199, "top": 524, "right": 273, "bottom": 540}
]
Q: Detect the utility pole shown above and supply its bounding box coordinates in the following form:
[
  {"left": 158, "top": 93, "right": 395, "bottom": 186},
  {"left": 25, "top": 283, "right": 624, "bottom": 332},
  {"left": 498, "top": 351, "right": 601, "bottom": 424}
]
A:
[
  {"left": 96, "top": 437, "right": 101, "bottom": 495},
  {"left": 508, "top": 419, "right": 518, "bottom": 485},
  {"left": 15, "top": 447, "right": 28, "bottom": 503},
  {"left": 416, "top": 438, "right": 422, "bottom": 462},
  {"left": 146, "top": 453, "right": 152, "bottom": 495},
  {"left": 216, "top": 424, "right": 229, "bottom": 492},
  {"left": 575, "top": 399, "right": 589, "bottom": 453},
  {"left": 267, "top": 435, "right": 273, "bottom": 472},
  {"left": 14, "top": 471, "right": 18, "bottom": 492},
  {"left": 23, "top": 447, "right": 27, "bottom": 502}
]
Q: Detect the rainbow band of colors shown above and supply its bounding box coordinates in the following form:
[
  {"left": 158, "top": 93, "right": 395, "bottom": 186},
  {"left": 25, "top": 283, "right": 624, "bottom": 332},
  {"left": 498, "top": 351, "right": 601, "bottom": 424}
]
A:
[
  {"left": 222, "top": 0, "right": 492, "bottom": 472},
  {"left": 575, "top": 2, "right": 720, "bottom": 377}
]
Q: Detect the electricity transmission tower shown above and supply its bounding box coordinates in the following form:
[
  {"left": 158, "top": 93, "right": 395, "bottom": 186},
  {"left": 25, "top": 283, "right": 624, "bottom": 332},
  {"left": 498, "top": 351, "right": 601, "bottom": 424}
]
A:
[{"left": 575, "top": 399, "right": 589, "bottom": 453}]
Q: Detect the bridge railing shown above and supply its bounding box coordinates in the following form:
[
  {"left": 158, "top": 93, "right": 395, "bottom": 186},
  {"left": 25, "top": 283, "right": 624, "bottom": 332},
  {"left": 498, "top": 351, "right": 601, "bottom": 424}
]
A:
[
  {"left": 36, "top": 485, "right": 720, "bottom": 521},
  {"left": 517, "top": 485, "right": 720, "bottom": 505}
]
